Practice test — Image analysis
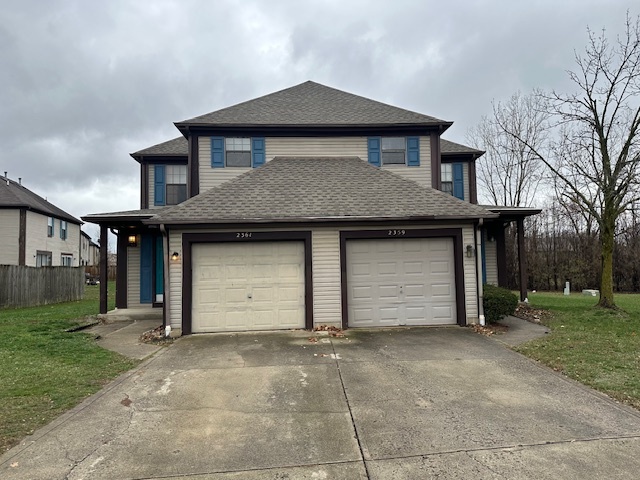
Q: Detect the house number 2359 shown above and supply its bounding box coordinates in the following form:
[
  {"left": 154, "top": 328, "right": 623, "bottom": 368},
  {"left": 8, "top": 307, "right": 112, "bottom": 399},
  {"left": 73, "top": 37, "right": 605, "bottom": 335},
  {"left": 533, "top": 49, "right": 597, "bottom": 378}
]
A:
[
  {"left": 236, "top": 232, "right": 252, "bottom": 238},
  {"left": 388, "top": 229, "right": 406, "bottom": 236}
]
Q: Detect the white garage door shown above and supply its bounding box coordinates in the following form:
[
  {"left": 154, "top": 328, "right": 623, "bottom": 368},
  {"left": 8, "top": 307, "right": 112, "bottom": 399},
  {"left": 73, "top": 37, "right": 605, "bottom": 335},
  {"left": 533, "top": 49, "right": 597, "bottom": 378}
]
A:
[
  {"left": 192, "top": 241, "right": 305, "bottom": 333},
  {"left": 347, "top": 238, "right": 457, "bottom": 327}
]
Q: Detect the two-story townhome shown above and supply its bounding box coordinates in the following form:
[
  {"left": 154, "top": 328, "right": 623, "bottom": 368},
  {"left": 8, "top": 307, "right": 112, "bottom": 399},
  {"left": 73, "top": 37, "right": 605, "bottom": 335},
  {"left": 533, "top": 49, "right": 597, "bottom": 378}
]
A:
[
  {"left": 84, "top": 81, "right": 539, "bottom": 336},
  {"left": 1, "top": 174, "right": 81, "bottom": 267},
  {"left": 80, "top": 230, "right": 100, "bottom": 266}
]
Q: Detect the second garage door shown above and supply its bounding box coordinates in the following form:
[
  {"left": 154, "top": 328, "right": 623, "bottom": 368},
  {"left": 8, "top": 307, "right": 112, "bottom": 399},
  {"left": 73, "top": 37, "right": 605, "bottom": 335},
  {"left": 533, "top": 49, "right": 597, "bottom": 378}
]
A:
[
  {"left": 346, "top": 237, "right": 457, "bottom": 327},
  {"left": 192, "top": 241, "right": 305, "bottom": 333}
]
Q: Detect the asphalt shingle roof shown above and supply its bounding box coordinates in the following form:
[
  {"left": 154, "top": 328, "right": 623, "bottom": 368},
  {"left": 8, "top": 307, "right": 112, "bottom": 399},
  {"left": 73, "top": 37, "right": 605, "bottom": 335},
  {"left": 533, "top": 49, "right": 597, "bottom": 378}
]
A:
[
  {"left": 176, "top": 81, "right": 451, "bottom": 128},
  {"left": 147, "top": 157, "right": 494, "bottom": 225},
  {"left": 131, "top": 137, "right": 189, "bottom": 157},
  {"left": 441, "top": 139, "right": 483, "bottom": 155},
  {"left": 0, "top": 176, "right": 81, "bottom": 224}
]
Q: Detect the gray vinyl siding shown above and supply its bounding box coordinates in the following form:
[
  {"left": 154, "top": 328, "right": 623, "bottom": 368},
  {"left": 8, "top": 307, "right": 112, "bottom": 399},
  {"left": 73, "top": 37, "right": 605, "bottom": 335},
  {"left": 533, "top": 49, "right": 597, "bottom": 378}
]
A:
[
  {"left": 127, "top": 246, "right": 142, "bottom": 307},
  {"left": 484, "top": 231, "right": 498, "bottom": 285},
  {"left": 312, "top": 229, "right": 342, "bottom": 326},
  {"left": 463, "top": 162, "right": 470, "bottom": 202},
  {"left": 24, "top": 212, "right": 80, "bottom": 267},
  {"left": 0, "top": 209, "right": 20, "bottom": 265},
  {"left": 198, "top": 136, "right": 433, "bottom": 191},
  {"left": 167, "top": 223, "right": 479, "bottom": 335}
]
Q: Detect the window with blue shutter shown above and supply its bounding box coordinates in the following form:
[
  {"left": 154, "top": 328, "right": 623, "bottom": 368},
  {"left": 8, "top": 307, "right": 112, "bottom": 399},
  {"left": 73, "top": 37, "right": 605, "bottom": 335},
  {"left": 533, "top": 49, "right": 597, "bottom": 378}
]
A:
[
  {"left": 453, "top": 163, "right": 464, "bottom": 200},
  {"left": 251, "top": 137, "right": 265, "bottom": 168},
  {"left": 407, "top": 137, "right": 420, "bottom": 166},
  {"left": 211, "top": 137, "right": 225, "bottom": 168},
  {"left": 367, "top": 137, "right": 381, "bottom": 167},
  {"left": 154, "top": 165, "right": 166, "bottom": 206}
]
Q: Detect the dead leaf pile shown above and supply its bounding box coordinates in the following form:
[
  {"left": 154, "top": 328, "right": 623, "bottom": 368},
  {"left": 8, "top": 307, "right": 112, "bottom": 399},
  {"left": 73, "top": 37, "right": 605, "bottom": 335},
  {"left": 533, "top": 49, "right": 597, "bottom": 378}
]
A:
[
  {"left": 139, "top": 325, "right": 174, "bottom": 345},
  {"left": 514, "top": 303, "right": 552, "bottom": 324},
  {"left": 313, "top": 325, "right": 346, "bottom": 337}
]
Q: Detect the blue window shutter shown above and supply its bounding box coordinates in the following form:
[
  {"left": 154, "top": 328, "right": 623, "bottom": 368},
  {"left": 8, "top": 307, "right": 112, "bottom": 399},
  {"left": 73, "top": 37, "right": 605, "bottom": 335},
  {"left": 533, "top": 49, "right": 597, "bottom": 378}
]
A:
[
  {"left": 407, "top": 137, "right": 420, "bottom": 166},
  {"left": 211, "top": 136, "right": 225, "bottom": 168},
  {"left": 367, "top": 137, "right": 381, "bottom": 167},
  {"left": 140, "top": 234, "right": 153, "bottom": 304},
  {"left": 453, "top": 163, "right": 464, "bottom": 200},
  {"left": 251, "top": 137, "right": 265, "bottom": 168},
  {"left": 154, "top": 165, "right": 165, "bottom": 206},
  {"left": 60, "top": 220, "right": 63, "bottom": 239}
]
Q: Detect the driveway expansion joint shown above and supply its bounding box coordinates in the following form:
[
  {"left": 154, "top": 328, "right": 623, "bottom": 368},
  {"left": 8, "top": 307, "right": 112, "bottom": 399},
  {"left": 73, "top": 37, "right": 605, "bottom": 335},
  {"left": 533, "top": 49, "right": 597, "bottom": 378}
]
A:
[{"left": 330, "top": 337, "right": 372, "bottom": 480}]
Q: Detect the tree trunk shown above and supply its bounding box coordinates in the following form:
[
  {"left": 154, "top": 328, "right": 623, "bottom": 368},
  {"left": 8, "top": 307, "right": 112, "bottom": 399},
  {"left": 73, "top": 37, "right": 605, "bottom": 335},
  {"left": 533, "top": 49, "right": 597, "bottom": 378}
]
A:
[{"left": 598, "top": 213, "right": 616, "bottom": 308}]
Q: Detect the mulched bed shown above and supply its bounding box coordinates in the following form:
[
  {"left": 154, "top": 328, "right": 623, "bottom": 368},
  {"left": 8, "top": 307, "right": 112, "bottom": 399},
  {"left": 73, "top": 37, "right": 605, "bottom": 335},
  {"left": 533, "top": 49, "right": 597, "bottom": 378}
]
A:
[{"left": 471, "top": 323, "right": 509, "bottom": 336}]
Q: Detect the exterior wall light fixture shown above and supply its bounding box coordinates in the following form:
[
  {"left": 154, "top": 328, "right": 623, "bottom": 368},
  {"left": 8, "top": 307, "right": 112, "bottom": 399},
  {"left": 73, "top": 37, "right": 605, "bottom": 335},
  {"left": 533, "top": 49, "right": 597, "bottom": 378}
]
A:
[
  {"left": 127, "top": 235, "right": 138, "bottom": 247},
  {"left": 171, "top": 251, "right": 180, "bottom": 261},
  {"left": 465, "top": 245, "right": 475, "bottom": 258}
]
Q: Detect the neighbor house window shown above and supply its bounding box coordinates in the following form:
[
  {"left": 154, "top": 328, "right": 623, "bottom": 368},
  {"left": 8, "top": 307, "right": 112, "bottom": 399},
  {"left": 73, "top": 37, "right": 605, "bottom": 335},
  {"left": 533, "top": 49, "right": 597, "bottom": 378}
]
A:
[
  {"left": 225, "top": 137, "right": 251, "bottom": 167},
  {"left": 60, "top": 220, "right": 68, "bottom": 240},
  {"left": 165, "top": 165, "right": 187, "bottom": 205},
  {"left": 36, "top": 251, "right": 52, "bottom": 267},
  {"left": 61, "top": 254, "right": 73, "bottom": 266},
  {"left": 381, "top": 137, "right": 406, "bottom": 165},
  {"left": 441, "top": 163, "right": 453, "bottom": 196},
  {"left": 47, "top": 217, "right": 54, "bottom": 237}
]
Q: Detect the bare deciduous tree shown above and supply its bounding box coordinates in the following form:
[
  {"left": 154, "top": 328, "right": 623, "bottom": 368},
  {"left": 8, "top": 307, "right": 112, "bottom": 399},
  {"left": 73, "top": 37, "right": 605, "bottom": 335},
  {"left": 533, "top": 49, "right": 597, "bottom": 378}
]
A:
[
  {"left": 467, "top": 92, "right": 546, "bottom": 207},
  {"left": 497, "top": 14, "right": 640, "bottom": 308}
]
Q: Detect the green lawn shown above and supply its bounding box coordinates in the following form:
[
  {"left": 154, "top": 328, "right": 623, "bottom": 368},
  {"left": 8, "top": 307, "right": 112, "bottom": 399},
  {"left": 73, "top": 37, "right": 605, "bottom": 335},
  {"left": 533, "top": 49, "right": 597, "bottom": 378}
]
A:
[
  {"left": 517, "top": 292, "right": 640, "bottom": 409},
  {"left": 0, "top": 283, "right": 138, "bottom": 453}
]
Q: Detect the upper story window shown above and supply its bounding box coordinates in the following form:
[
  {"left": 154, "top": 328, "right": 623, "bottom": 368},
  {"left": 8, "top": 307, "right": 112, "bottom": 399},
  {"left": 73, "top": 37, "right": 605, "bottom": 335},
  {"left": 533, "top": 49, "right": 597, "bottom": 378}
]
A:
[
  {"left": 60, "top": 220, "right": 68, "bottom": 240},
  {"left": 381, "top": 137, "right": 406, "bottom": 165},
  {"left": 166, "top": 165, "right": 187, "bottom": 205},
  {"left": 225, "top": 138, "right": 251, "bottom": 167},
  {"left": 441, "top": 164, "right": 453, "bottom": 196},
  {"left": 47, "top": 217, "right": 54, "bottom": 237},
  {"left": 211, "top": 137, "right": 265, "bottom": 169},
  {"left": 367, "top": 137, "right": 420, "bottom": 167},
  {"left": 441, "top": 162, "right": 464, "bottom": 200},
  {"left": 154, "top": 164, "right": 187, "bottom": 206}
]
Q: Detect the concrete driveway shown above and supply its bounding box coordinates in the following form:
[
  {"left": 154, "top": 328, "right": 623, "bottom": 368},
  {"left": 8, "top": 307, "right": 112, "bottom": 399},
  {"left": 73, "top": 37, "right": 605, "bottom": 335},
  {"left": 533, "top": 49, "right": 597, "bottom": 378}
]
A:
[{"left": 2, "top": 327, "right": 640, "bottom": 479}]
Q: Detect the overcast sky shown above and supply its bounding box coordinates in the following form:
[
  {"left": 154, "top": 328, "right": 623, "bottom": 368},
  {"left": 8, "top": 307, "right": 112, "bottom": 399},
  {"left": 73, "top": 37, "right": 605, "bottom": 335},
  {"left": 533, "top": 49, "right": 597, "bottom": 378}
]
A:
[{"left": 1, "top": 0, "right": 636, "bottom": 239}]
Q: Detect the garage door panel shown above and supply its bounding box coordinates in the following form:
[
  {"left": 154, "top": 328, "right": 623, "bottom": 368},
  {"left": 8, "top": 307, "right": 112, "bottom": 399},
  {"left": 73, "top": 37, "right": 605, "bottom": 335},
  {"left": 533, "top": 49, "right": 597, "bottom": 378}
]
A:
[
  {"left": 347, "top": 238, "right": 457, "bottom": 327},
  {"left": 192, "top": 242, "right": 305, "bottom": 333}
]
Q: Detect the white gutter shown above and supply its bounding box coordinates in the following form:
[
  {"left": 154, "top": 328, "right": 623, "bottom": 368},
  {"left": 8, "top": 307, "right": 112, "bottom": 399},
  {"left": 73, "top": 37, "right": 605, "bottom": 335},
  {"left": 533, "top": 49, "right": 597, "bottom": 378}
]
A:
[
  {"left": 160, "top": 224, "right": 171, "bottom": 336},
  {"left": 476, "top": 219, "right": 486, "bottom": 326}
]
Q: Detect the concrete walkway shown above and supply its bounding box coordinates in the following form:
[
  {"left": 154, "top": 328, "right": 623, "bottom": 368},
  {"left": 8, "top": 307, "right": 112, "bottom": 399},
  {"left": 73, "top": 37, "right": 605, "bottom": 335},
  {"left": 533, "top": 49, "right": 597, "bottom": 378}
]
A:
[
  {"left": 2, "top": 327, "right": 640, "bottom": 479},
  {"left": 86, "top": 319, "right": 163, "bottom": 360},
  {"left": 491, "top": 315, "right": 551, "bottom": 346}
]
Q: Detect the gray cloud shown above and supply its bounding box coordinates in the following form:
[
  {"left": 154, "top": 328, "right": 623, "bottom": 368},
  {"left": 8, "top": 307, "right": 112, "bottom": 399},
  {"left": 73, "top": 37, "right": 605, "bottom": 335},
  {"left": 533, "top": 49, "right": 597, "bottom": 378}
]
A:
[{"left": 1, "top": 0, "right": 637, "bottom": 239}]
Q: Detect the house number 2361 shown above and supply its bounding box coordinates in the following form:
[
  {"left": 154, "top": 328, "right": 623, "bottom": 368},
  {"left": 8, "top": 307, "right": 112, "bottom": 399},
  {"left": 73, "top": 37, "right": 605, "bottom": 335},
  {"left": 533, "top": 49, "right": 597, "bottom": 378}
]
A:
[
  {"left": 388, "top": 229, "right": 406, "bottom": 236},
  {"left": 236, "top": 232, "right": 252, "bottom": 238}
]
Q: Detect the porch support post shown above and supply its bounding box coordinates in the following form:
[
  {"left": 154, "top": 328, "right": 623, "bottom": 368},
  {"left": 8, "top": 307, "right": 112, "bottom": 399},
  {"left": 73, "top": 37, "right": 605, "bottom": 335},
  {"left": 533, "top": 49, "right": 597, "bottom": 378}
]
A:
[
  {"left": 516, "top": 218, "right": 528, "bottom": 302},
  {"left": 116, "top": 231, "right": 128, "bottom": 309},
  {"left": 99, "top": 224, "right": 108, "bottom": 314}
]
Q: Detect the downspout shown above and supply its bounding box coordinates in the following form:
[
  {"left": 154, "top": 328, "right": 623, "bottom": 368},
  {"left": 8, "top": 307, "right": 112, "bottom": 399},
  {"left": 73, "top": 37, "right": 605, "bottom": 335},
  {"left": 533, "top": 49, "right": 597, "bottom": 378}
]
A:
[
  {"left": 160, "top": 224, "right": 170, "bottom": 334},
  {"left": 475, "top": 219, "right": 486, "bottom": 326}
]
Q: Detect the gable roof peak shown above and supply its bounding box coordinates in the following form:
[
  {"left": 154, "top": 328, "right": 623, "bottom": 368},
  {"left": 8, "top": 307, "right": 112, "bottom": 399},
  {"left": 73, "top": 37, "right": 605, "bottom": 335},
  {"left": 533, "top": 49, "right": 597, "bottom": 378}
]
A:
[{"left": 175, "top": 81, "right": 452, "bottom": 130}]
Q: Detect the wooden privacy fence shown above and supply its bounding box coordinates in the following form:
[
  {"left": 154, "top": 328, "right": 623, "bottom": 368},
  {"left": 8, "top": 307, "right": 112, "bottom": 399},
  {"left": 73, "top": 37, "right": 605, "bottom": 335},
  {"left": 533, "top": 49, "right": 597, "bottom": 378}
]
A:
[{"left": 0, "top": 265, "right": 85, "bottom": 308}]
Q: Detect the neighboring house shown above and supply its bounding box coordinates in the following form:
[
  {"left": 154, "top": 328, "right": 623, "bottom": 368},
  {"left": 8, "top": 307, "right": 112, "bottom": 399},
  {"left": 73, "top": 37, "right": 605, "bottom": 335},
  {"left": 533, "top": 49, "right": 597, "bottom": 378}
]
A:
[
  {"left": 80, "top": 230, "right": 100, "bottom": 266},
  {"left": 84, "top": 81, "right": 540, "bottom": 335},
  {"left": 0, "top": 174, "right": 81, "bottom": 267}
]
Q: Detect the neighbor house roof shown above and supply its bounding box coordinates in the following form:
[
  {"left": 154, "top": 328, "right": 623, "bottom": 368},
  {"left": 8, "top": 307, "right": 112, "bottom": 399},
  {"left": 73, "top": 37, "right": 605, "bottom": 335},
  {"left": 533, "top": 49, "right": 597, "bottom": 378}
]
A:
[
  {"left": 131, "top": 136, "right": 189, "bottom": 160},
  {"left": 146, "top": 157, "right": 496, "bottom": 225},
  {"left": 175, "top": 81, "right": 452, "bottom": 130},
  {"left": 0, "top": 176, "right": 81, "bottom": 224}
]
